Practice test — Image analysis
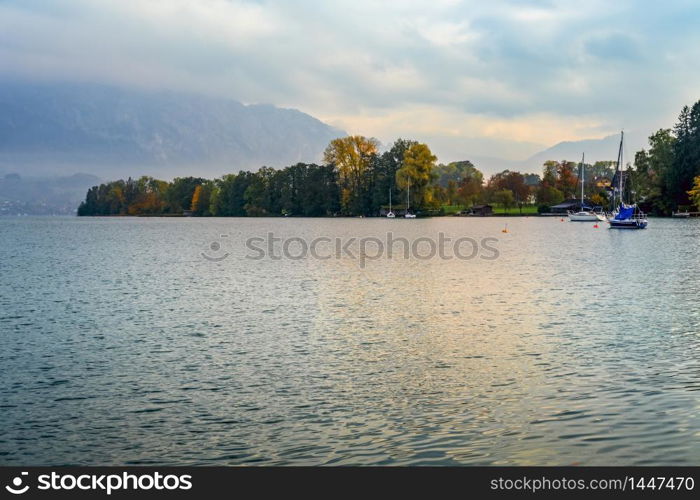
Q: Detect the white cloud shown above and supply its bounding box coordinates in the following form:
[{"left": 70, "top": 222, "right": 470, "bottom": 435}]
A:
[{"left": 1, "top": 0, "right": 699, "bottom": 163}]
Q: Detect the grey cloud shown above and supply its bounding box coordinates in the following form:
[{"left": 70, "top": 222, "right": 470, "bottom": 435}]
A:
[{"left": 1, "top": 0, "right": 699, "bottom": 161}]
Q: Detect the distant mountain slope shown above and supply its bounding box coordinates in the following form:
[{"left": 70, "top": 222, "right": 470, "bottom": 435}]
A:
[
  {"left": 457, "top": 134, "right": 648, "bottom": 177},
  {"left": 0, "top": 173, "right": 101, "bottom": 215},
  {"left": 522, "top": 133, "right": 646, "bottom": 171},
  {"left": 0, "top": 82, "right": 346, "bottom": 178}
]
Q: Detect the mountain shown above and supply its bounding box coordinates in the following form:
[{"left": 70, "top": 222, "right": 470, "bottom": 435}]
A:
[
  {"left": 462, "top": 133, "right": 648, "bottom": 176},
  {"left": 521, "top": 133, "right": 646, "bottom": 171},
  {"left": 0, "top": 173, "right": 101, "bottom": 215},
  {"left": 0, "top": 82, "right": 346, "bottom": 179}
]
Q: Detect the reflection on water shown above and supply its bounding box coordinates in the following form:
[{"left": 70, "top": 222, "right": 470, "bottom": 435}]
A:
[{"left": 0, "top": 216, "right": 699, "bottom": 465}]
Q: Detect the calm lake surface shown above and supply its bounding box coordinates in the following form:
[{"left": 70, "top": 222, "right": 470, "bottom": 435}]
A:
[{"left": 1, "top": 216, "right": 699, "bottom": 465}]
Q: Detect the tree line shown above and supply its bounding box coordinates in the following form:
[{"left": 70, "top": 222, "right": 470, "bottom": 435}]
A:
[
  {"left": 633, "top": 100, "right": 700, "bottom": 213},
  {"left": 78, "top": 100, "right": 700, "bottom": 217}
]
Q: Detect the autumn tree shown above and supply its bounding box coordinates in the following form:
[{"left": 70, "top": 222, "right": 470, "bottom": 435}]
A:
[
  {"left": 324, "top": 135, "right": 379, "bottom": 214},
  {"left": 395, "top": 142, "right": 437, "bottom": 209},
  {"left": 166, "top": 177, "right": 205, "bottom": 214},
  {"left": 688, "top": 176, "right": 700, "bottom": 209},
  {"left": 457, "top": 167, "right": 484, "bottom": 207},
  {"left": 189, "top": 182, "right": 214, "bottom": 216},
  {"left": 555, "top": 161, "right": 578, "bottom": 198},
  {"left": 190, "top": 185, "right": 203, "bottom": 212}
]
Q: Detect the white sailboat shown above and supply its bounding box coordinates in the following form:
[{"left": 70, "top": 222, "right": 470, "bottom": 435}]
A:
[
  {"left": 386, "top": 187, "right": 395, "bottom": 218},
  {"left": 607, "top": 131, "right": 648, "bottom": 229},
  {"left": 404, "top": 179, "right": 416, "bottom": 218},
  {"left": 568, "top": 153, "right": 605, "bottom": 221}
]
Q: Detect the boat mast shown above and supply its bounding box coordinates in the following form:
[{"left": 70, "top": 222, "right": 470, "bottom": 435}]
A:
[
  {"left": 616, "top": 131, "right": 624, "bottom": 207},
  {"left": 580, "top": 152, "right": 585, "bottom": 209},
  {"left": 389, "top": 187, "right": 392, "bottom": 212},
  {"left": 407, "top": 179, "right": 410, "bottom": 212}
]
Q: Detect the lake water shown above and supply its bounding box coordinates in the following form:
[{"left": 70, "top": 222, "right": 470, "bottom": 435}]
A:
[{"left": 1, "top": 216, "right": 699, "bottom": 465}]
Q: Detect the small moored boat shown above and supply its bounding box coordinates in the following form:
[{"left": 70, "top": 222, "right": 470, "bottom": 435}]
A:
[
  {"left": 606, "top": 131, "right": 648, "bottom": 229},
  {"left": 568, "top": 153, "right": 605, "bottom": 222},
  {"left": 609, "top": 204, "right": 648, "bottom": 229},
  {"left": 404, "top": 179, "right": 416, "bottom": 218},
  {"left": 386, "top": 187, "right": 395, "bottom": 218}
]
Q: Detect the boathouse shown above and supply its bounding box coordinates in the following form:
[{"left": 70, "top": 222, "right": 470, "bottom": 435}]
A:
[{"left": 469, "top": 204, "right": 493, "bottom": 216}]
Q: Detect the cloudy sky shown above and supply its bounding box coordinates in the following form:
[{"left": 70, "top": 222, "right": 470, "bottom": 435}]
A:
[{"left": 1, "top": 0, "right": 699, "bottom": 161}]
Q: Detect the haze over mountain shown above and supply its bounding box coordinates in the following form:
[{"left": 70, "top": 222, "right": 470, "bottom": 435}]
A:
[
  {"left": 0, "top": 172, "right": 101, "bottom": 215},
  {"left": 522, "top": 133, "right": 646, "bottom": 171},
  {"left": 0, "top": 80, "right": 647, "bottom": 179},
  {"left": 0, "top": 80, "right": 654, "bottom": 214},
  {"left": 457, "top": 132, "right": 647, "bottom": 177},
  {"left": 0, "top": 82, "right": 346, "bottom": 179}
]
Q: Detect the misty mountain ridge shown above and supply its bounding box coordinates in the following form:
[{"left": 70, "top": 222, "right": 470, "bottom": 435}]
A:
[
  {"left": 0, "top": 81, "right": 647, "bottom": 179},
  {"left": 522, "top": 133, "right": 646, "bottom": 171},
  {"left": 467, "top": 133, "right": 646, "bottom": 177},
  {"left": 0, "top": 82, "right": 346, "bottom": 179},
  {"left": 0, "top": 172, "right": 101, "bottom": 215},
  {"left": 0, "top": 81, "right": 652, "bottom": 213}
]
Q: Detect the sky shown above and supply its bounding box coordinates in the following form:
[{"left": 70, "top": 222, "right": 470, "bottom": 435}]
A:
[{"left": 1, "top": 0, "right": 699, "bottom": 161}]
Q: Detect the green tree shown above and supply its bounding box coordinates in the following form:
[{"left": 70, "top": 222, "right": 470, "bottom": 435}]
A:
[
  {"left": 633, "top": 129, "right": 676, "bottom": 214},
  {"left": 541, "top": 161, "right": 558, "bottom": 187},
  {"left": 446, "top": 180, "right": 458, "bottom": 205},
  {"left": 167, "top": 177, "right": 205, "bottom": 214},
  {"left": 670, "top": 102, "right": 700, "bottom": 208},
  {"left": 211, "top": 173, "right": 254, "bottom": 216},
  {"left": 433, "top": 160, "right": 478, "bottom": 188},
  {"left": 493, "top": 189, "right": 515, "bottom": 213},
  {"left": 536, "top": 185, "right": 564, "bottom": 207}
]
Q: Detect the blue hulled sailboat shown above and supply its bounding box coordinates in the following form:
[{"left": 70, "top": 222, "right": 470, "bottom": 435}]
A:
[{"left": 607, "top": 131, "right": 648, "bottom": 229}]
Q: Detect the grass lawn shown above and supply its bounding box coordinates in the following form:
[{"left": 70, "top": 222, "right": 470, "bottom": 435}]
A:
[
  {"left": 441, "top": 205, "right": 464, "bottom": 215},
  {"left": 441, "top": 204, "right": 538, "bottom": 215},
  {"left": 492, "top": 204, "right": 538, "bottom": 215}
]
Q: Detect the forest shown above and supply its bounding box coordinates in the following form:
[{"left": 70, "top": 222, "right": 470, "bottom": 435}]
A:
[{"left": 78, "top": 100, "right": 700, "bottom": 217}]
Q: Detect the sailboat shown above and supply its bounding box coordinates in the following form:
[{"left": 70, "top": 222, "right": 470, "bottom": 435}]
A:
[
  {"left": 386, "top": 187, "right": 395, "bottom": 218},
  {"left": 404, "top": 179, "right": 416, "bottom": 218},
  {"left": 607, "top": 131, "right": 648, "bottom": 229},
  {"left": 568, "top": 153, "right": 605, "bottom": 221}
]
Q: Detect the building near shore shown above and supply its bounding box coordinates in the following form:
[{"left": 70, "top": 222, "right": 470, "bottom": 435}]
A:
[
  {"left": 469, "top": 204, "right": 493, "bottom": 216},
  {"left": 549, "top": 199, "right": 603, "bottom": 214}
]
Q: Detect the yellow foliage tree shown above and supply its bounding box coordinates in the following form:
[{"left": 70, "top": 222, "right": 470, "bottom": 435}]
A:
[
  {"left": 190, "top": 185, "right": 203, "bottom": 213},
  {"left": 324, "top": 135, "right": 378, "bottom": 213},
  {"left": 688, "top": 175, "right": 700, "bottom": 209},
  {"left": 396, "top": 143, "right": 437, "bottom": 208}
]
